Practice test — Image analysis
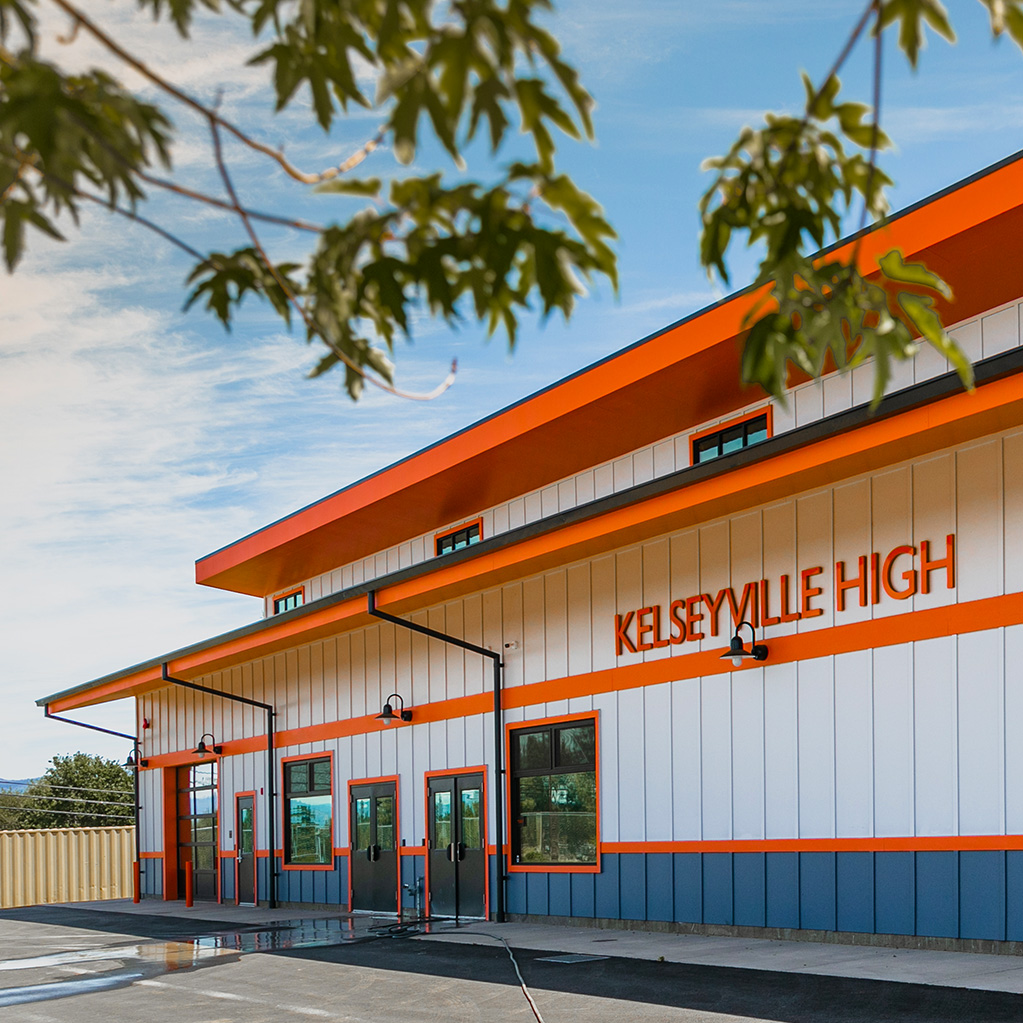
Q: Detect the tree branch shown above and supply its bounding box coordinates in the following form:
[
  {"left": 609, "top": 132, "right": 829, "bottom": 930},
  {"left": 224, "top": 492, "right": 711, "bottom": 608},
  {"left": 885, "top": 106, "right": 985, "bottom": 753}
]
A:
[
  {"left": 208, "top": 118, "right": 456, "bottom": 402},
  {"left": 46, "top": 0, "right": 387, "bottom": 185}
]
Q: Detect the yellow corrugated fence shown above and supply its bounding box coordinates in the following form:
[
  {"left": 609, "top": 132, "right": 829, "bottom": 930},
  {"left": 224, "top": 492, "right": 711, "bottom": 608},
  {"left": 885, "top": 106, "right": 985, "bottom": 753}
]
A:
[{"left": 0, "top": 826, "right": 135, "bottom": 908}]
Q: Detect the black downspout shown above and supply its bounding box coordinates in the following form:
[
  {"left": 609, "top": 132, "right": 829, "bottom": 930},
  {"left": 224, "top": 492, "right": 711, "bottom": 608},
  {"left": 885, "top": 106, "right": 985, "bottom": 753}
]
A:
[
  {"left": 367, "top": 591, "right": 505, "bottom": 923},
  {"left": 161, "top": 664, "right": 277, "bottom": 909},
  {"left": 42, "top": 708, "right": 142, "bottom": 892}
]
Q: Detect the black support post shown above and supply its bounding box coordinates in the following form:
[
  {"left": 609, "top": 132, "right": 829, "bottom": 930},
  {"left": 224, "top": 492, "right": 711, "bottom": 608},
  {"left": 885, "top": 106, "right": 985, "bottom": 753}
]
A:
[
  {"left": 42, "top": 708, "right": 142, "bottom": 893},
  {"left": 161, "top": 664, "right": 277, "bottom": 909},
  {"left": 367, "top": 591, "right": 506, "bottom": 923}
]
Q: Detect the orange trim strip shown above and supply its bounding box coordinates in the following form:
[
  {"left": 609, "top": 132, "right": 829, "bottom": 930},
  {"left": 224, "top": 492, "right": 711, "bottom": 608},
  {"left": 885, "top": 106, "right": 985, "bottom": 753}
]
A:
[
  {"left": 604, "top": 836, "right": 1023, "bottom": 854},
  {"left": 138, "top": 588, "right": 1023, "bottom": 769},
  {"left": 140, "top": 851, "right": 163, "bottom": 859},
  {"left": 399, "top": 845, "right": 427, "bottom": 856},
  {"left": 54, "top": 372, "right": 1023, "bottom": 714}
]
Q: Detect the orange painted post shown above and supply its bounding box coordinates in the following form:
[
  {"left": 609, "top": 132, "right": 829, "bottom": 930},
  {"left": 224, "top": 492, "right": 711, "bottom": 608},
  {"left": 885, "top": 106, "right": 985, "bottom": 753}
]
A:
[
  {"left": 184, "top": 859, "right": 194, "bottom": 907},
  {"left": 133, "top": 861, "right": 141, "bottom": 904}
]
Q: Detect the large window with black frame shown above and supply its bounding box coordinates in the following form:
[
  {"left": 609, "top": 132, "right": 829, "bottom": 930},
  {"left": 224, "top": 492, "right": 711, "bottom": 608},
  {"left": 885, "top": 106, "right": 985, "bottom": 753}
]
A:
[
  {"left": 510, "top": 719, "right": 597, "bottom": 866},
  {"left": 283, "top": 757, "right": 333, "bottom": 865}
]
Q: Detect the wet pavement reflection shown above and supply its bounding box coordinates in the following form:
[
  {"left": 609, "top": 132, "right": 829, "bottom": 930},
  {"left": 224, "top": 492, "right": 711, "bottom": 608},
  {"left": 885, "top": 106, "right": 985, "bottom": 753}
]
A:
[{"left": 0, "top": 913, "right": 451, "bottom": 1008}]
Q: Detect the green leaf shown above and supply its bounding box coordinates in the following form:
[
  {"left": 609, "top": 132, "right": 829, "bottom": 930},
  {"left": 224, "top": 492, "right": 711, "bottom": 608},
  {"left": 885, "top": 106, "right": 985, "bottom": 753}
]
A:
[{"left": 314, "top": 177, "right": 382, "bottom": 196}]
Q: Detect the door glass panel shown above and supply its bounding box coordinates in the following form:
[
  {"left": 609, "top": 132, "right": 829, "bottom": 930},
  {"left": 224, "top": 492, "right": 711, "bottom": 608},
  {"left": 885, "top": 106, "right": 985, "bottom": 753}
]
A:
[
  {"left": 460, "top": 788, "right": 481, "bottom": 848},
  {"left": 194, "top": 845, "right": 215, "bottom": 870},
  {"left": 355, "top": 797, "right": 371, "bottom": 849},
  {"left": 434, "top": 791, "right": 452, "bottom": 848},
  {"left": 376, "top": 796, "right": 394, "bottom": 850},
  {"left": 239, "top": 806, "right": 253, "bottom": 854}
]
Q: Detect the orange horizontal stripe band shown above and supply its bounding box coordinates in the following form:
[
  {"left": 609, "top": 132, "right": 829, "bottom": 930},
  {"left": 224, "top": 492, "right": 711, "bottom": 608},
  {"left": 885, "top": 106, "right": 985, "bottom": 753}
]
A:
[
  {"left": 400, "top": 846, "right": 427, "bottom": 856},
  {"left": 140, "top": 851, "right": 163, "bottom": 859},
  {"left": 139, "top": 588, "right": 1023, "bottom": 769},
  {"left": 52, "top": 370, "right": 1023, "bottom": 715},
  {"left": 604, "top": 836, "right": 1023, "bottom": 854}
]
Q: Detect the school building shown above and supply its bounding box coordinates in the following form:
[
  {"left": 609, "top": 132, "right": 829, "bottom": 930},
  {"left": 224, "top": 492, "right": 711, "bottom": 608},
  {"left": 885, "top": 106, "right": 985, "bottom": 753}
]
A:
[{"left": 39, "top": 151, "right": 1023, "bottom": 948}]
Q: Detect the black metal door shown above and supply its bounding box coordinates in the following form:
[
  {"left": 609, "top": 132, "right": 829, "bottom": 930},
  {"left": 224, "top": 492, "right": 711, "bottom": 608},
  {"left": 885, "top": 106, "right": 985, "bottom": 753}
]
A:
[
  {"left": 236, "top": 795, "right": 255, "bottom": 905},
  {"left": 349, "top": 782, "right": 398, "bottom": 912},
  {"left": 428, "top": 773, "right": 485, "bottom": 918}
]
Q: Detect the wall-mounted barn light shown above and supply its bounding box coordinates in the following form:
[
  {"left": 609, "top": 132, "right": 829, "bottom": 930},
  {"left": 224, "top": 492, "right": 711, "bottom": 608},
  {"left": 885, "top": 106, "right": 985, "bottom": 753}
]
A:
[
  {"left": 376, "top": 693, "right": 412, "bottom": 724},
  {"left": 125, "top": 747, "right": 148, "bottom": 769},
  {"left": 720, "top": 621, "right": 768, "bottom": 668},
  {"left": 193, "top": 733, "right": 223, "bottom": 756}
]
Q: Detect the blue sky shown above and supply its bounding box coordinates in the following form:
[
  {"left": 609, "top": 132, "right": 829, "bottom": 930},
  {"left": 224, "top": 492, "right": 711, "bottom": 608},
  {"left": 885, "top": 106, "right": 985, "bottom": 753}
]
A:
[{"left": 4, "top": 0, "right": 1023, "bottom": 776}]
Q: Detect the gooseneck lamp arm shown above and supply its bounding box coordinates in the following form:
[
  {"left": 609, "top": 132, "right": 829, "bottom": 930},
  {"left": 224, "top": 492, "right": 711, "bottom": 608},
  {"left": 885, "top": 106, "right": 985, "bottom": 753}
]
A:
[{"left": 720, "top": 620, "right": 769, "bottom": 668}]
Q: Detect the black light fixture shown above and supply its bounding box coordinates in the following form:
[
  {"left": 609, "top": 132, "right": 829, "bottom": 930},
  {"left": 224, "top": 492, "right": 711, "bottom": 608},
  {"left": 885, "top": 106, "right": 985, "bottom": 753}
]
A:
[
  {"left": 720, "top": 621, "right": 768, "bottom": 668},
  {"left": 125, "top": 747, "right": 148, "bottom": 769},
  {"left": 376, "top": 693, "right": 412, "bottom": 724},
  {"left": 193, "top": 732, "right": 223, "bottom": 756}
]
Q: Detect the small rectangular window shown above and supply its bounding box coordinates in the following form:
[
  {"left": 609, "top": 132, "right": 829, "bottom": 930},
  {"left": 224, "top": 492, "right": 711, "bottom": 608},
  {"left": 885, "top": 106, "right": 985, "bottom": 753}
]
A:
[
  {"left": 435, "top": 520, "right": 482, "bottom": 556},
  {"left": 284, "top": 757, "right": 332, "bottom": 865},
  {"left": 510, "top": 718, "right": 597, "bottom": 867},
  {"left": 689, "top": 412, "right": 771, "bottom": 467},
  {"left": 273, "top": 589, "right": 304, "bottom": 615}
]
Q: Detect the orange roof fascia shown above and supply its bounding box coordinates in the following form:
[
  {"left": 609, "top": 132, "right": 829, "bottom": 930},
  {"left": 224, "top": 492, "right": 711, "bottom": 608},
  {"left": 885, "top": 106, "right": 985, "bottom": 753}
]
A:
[
  {"left": 50, "top": 367, "right": 1023, "bottom": 713},
  {"left": 194, "top": 154, "right": 1023, "bottom": 599}
]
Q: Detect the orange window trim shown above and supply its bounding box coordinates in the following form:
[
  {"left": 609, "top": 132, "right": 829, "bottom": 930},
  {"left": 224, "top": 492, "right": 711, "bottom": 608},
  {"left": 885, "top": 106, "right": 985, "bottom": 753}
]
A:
[
  {"left": 272, "top": 586, "right": 305, "bottom": 613},
  {"left": 505, "top": 710, "right": 601, "bottom": 875},
  {"left": 434, "top": 517, "right": 484, "bottom": 552},
  {"left": 688, "top": 405, "right": 774, "bottom": 462},
  {"left": 281, "top": 750, "right": 335, "bottom": 870}
]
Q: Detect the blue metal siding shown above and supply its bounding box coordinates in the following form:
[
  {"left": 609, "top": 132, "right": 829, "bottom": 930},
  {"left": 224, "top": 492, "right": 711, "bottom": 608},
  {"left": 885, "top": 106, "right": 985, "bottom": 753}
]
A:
[
  {"left": 702, "top": 853, "right": 733, "bottom": 925},
  {"left": 765, "top": 852, "right": 799, "bottom": 928},
  {"left": 835, "top": 852, "right": 873, "bottom": 933},
  {"left": 594, "top": 853, "right": 620, "bottom": 919},
  {"left": 570, "top": 871, "right": 595, "bottom": 918},
  {"left": 673, "top": 853, "right": 701, "bottom": 922},
  {"left": 646, "top": 854, "right": 674, "bottom": 922},
  {"left": 548, "top": 872, "right": 572, "bottom": 917},
  {"left": 1006, "top": 851, "right": 1023, "bottom": 941},
  {"left": 619, "top": 854, "right": 646, "bottom": 920},
  {"left": 875, "top": 852, "right": 915, "bottom": 935},
  {"left": 526, "top": 871, "right": 550, "bottom": 916},
  {"left": 733, "top": 853, "right": 765, "bottom": 927},
  {"left": 915, "top": 852, "right": 958, "bottom": 938},
  {"left": 799, "top": 853, "right": 836, "bottom": 931},
  {"left": 960, "top": 851, "right": 1006, "bottom": 941}
]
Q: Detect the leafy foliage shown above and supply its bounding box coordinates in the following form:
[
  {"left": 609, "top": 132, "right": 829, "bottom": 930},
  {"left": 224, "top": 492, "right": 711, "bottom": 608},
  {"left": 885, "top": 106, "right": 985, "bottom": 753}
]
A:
[
  {"left": 698, "top": 0, "right": 1023, "bottom": 405},
  {"left": 0, "top": 0, "right": 616, "bottom": 398},
  {"left": 0, "top": 754, "right": 133, "bottom": 830}
]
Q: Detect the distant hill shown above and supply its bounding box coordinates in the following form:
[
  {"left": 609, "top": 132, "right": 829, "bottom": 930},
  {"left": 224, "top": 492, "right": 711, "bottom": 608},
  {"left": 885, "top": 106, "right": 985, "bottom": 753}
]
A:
[{"left": 0, "top": 779, "right": 38, "bottom": 791}]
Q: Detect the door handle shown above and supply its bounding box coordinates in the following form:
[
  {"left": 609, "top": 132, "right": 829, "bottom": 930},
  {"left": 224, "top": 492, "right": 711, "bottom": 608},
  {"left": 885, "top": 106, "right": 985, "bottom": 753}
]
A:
[
  {"left": 457, "top": 842, "right": 466, "bottom": 861},
  {"left": 447, "top": 842, "right": 456, "bottom": 862},
  {"left": 372, "top": 844, "right": 381, "bottom": 862}
]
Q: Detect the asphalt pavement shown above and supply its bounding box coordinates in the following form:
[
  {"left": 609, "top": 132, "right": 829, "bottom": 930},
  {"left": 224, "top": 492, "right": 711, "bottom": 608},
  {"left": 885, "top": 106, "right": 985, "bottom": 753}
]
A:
[{"left": 0, "top": 900, "right": 1021, "bottom": 1022}]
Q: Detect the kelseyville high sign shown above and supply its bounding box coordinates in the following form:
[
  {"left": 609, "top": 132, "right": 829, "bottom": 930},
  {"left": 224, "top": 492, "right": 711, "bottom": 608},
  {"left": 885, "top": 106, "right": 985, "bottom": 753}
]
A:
[{"left": 40, "top": 152, "right": 1023, "bottom": 947}]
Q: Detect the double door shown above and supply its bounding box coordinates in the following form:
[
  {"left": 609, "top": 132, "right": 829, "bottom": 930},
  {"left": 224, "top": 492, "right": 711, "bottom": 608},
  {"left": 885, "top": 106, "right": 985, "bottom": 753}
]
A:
[
  {"left": 349, "top": 781, "right": 398, "bottom": 912},
  {"left": 428, "top": 773, "right": 485, "bottom": 918}
]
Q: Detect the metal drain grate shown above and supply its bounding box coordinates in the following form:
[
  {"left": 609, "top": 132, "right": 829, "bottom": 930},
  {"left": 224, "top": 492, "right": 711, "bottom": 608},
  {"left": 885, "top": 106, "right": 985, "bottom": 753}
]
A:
[{"left": 534, "top": 954, "right": 609, "bottom": 964}]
